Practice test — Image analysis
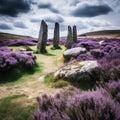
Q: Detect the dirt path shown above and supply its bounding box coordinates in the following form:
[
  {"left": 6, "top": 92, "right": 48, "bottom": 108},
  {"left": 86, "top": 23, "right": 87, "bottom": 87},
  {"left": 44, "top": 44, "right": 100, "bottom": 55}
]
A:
[{"left": 0, "top": 47, "right": 64, "bottom": 100}]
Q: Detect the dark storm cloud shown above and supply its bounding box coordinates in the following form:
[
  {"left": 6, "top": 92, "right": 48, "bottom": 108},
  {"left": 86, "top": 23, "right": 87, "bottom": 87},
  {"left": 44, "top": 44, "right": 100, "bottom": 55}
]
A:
[
  {"left": 0, "top": 23, "right": 12, "bottom": 30},
  {"left": 38, "top": 3, "right": 59, "bottom": 13},
  {"left": 0, "top": 0, "right": 31, "bottom": 17},
  {"left": 72, "top": 4, "right": 112, "bottom": 17},
  {"left": 14, "top": 22, "right": 27, "bottom": 28}
]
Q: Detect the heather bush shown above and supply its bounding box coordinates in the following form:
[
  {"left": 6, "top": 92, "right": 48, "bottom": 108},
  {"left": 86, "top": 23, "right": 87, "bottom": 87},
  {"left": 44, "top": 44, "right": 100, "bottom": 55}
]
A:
[
  {"left": 99, "top": 58, "right": 120, "bottom": 82},
  {"left": 0, "top": 39, "right": 37, "bottom": 46},
  {"left": 77, "top": 53, "right": 94, "bottom": 61},
  {"left": 0, "top": 47, "right": 36, "bottom": 73},
  {"left": 90, "top": 49, "right": 104, "bottom": 59},
  {"left": 32, "top": 87, "right": 120, "bottom": 120},
  {"left": 105, "top": 80, "right": 120, "bottom": 103},
  {"left": 47, "top": 38, "right": 66, "bottom": 45},
  {"left": 67, "top": 90, "right": 120, "bottom": 120},
  {"left": 72, "top": 38, "right": 100, "bottom": 50}
]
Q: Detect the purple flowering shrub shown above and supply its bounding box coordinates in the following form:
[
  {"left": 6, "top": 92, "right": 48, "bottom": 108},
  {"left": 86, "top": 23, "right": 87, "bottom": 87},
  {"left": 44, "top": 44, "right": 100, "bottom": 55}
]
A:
[
  {"left": 76, "top": 53, "right": 94, "bottom": 61},
  {"left": 0, "top": 38, "right": 67, "bottom": 46},
  {"left": 0, "top": 39, "right": 37, "bottom": 46},
  {"left": 98, "top": 58, "right": 120, "bottom": 82},
  {"left": 69, "top": 38, "right": 120, "bottom": 61},
  {"left": 64, "top": 37, "right": 120, "bottom": 82},
  {"left": 90, "top": 49, "right": 104, "bottom": 59},
  {"left": 0, "top": 47, "right": 36, "bottom": 73},
  {"left": 47, "top": 38, "right": 66, "bottom": 45},
  {"left": 31, "top": 87, "right": 120, "bottom": 120},
  {"left": 72, "top": 38, "right": 100, "bottom": 50},
  {"left": 105, "top": 80, "right": 120, "bottom": 103}
]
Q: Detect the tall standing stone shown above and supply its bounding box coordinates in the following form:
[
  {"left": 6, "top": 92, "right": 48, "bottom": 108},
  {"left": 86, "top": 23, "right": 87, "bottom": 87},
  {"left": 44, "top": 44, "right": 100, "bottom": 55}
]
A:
[
  {"left": 53, "top": 22, "right": 60, "bottom": 49},
  {"left": 37, "top": 20, "right": 48, "bottom": 53},
  {"left": 73, "top": 25, "right": 77, "bottom": 43},
  {"left": 65, "top": 26, "right": 74, "bottom": 49}
]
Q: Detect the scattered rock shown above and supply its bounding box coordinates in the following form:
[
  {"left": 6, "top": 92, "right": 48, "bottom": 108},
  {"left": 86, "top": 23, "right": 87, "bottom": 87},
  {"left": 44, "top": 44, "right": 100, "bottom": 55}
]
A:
[
  {"left": 63, "top": 47, "right": 87, "bottom": 61},
  {"left": 19, "top": 47, "right": 26, "bottom": 51}
]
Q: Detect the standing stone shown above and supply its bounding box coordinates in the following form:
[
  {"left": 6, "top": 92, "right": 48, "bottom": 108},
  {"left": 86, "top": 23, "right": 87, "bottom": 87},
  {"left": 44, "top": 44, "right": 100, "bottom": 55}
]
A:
[
  {"left": 73, "top": 25, "right": 77, "bottom": 43},
  {"left": 37, "top": 20, "right": 48, "bottom": 53},
  {"left": 53, "top": 22, "right": 60, "bottom": 49},
  {"left": 65, "top": 26, "right": 74, "bottom": 49}
]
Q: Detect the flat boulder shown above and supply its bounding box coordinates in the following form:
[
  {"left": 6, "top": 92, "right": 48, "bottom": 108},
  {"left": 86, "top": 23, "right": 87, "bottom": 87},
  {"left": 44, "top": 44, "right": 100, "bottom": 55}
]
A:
[
  {"left": 54, "top": 60, "right": 100, "bottom": 83},
  {"left": 63, "top": 47, "right": 87, "bottom": 61}
]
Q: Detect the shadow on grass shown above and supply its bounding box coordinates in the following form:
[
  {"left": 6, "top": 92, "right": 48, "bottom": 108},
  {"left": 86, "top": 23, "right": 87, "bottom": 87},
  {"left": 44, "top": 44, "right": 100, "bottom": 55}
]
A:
[
  {"left": 44, "top": 73, "right": 95, "bottom": 90},
  {"left": 0, "top": 63, "right": 42, "bottom": 84},
  {"left": 43, "top": 52, "right": 56, "bottom": 56},
  {"left": 0, "top": 94, "right": 37, "bottom": 120}
]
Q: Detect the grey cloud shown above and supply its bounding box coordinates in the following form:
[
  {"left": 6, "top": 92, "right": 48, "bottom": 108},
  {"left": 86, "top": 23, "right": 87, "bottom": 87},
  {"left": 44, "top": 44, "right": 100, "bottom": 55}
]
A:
[
  {"left": 38, "top": 3, "right": 51, "bottom": 9},
  {"left": 0, "top": 23, "right": 12, "bottom": 30},
  {"left": 71, "top": 4, "right": 112, "bottom": 17},
  {"left": 0, "top": 0, "right": 31, "bottom": 17},
  {"left": 45, "top": 16, "right": 64, "bottom": 23},
  {"left": 30, "top": 18, "right": 41, "bottom": 23},
  {"left": 70, "top": 0, "right": 81, "bottom": 6},
  {"left": 50, "top": 8, "right": 59, "bottom": 13},
  {"left": 14, "top": 22, "right": 27, "bottom": 28},
  {"left": 38, "top": 3, "right": 59, "bottom": 13},
  {"left": 88, "top": 20, "right": 110, "bottom": 27}
]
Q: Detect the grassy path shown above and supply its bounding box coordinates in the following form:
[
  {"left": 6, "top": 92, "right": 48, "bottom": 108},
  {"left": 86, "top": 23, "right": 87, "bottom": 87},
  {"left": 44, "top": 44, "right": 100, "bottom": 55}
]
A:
[
  {"left": 0, "top": 45, "right": 64, "bottom": 100},
  {"left": 0, "top": 45, "right": 65, "bottom": 119}
]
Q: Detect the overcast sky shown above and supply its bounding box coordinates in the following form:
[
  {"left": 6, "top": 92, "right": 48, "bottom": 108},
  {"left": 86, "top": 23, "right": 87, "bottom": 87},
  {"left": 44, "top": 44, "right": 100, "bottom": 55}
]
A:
[{"left": 0, "top": 0, "right": 120, "bottom": 38}]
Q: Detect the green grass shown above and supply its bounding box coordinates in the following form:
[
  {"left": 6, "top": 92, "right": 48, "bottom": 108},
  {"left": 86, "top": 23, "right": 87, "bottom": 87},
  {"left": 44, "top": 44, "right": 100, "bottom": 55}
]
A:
[
  {"left": 0, "top": 62, "right": 43, "bottom": 86},
  {"left": 52, "top": 80, "right": 69, "bottom": 88},
  {"left": 44, "top": 73, "right": 54, "bottom": 83},
  {"left": 0, "top": 44, "right": 64, "bottom": 119},
  {"left": 0, "top": 95, "right": 37, "bottom": 120}
]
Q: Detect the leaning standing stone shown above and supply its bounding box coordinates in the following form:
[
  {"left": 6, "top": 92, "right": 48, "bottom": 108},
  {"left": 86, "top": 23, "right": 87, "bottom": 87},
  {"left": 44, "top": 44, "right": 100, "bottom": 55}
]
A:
[
  {"left": 37, "top": 20, "right": 48, "bottom": 53},
  {"left": 53, "top": 22, "right": 60, "bottom": 49}
]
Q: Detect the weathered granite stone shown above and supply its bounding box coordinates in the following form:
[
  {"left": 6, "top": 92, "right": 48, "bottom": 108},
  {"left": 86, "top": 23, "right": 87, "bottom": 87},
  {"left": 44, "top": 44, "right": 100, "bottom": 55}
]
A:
[
  {"left": 73, "top": 25, "right": 77, "bottom": 43},
  {"left": 63, "top": 47, "right": 87, "bottom": 61},
  {"left": 37, "top": 20, "right": 48, "bottom": 53},
  {"left": 54, "top": 60, "right": 100, "bottom": 83},
  {"left": 65, "top": 26, "right": 74, "bottom": 49},
  {"left": 53, "top": 22, "right": 61, "bottom": 49}
]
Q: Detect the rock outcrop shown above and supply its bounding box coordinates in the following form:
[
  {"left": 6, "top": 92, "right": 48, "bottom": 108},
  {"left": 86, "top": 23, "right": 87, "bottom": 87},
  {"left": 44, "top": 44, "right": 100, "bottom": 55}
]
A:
[
  {"left": 54, "top": 60, "right": 100, "bottom": 83},
  {"left": 63, "top": 47, "right": 87, "bottom": 61}
]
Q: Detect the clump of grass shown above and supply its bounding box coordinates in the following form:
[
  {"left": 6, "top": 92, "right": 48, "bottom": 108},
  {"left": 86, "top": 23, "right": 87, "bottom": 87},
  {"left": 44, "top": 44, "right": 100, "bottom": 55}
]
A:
[
  {"left": 52, "top": 80, "right": 69, "bottom": 88},
  {"left": 44, "top": 73, "right": 54, "bottom": 83},
  {"left": 33, "top": 50, "right": 39, "bottom": 54},
  {"left": 24, "top": 46, "right": 33, "bottom": 51}
]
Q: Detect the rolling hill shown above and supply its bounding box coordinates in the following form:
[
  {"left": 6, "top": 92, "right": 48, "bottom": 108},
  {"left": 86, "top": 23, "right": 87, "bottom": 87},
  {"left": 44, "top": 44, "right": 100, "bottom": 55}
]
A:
[
  {"left": 0, "top": 32, "right": 33, "bottom": 40},
  {"left": 79, "top": 30, "right": 120, "bottom": 38}
]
